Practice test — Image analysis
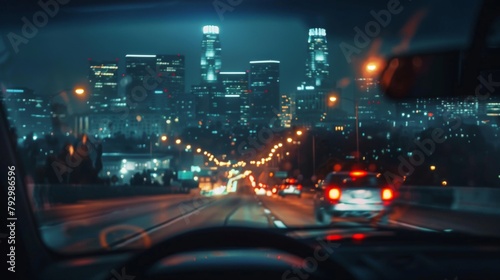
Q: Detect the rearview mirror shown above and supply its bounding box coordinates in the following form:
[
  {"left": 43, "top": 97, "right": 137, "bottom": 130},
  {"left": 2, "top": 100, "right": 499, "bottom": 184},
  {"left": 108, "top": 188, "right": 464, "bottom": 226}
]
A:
[{"left": 379, "top": 50, "right": 462, "bottom": 99}]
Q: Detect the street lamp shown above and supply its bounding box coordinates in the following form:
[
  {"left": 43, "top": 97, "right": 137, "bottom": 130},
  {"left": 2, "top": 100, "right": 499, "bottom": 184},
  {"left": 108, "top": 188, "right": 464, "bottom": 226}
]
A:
[
  {"left": 74, "top": 88, "right": 85, "bottom": 95},
  {"left": 366, "top": 63, "right": 377, "bottom": 72},
  {"left": 363, "top": 59, "right": 383, "bottom": 77}
]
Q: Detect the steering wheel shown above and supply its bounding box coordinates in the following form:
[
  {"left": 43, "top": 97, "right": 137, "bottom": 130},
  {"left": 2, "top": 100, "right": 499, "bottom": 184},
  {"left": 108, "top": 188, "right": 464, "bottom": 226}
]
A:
[{"left": 113, "top": 226, "right": 354, "bottom": 280}]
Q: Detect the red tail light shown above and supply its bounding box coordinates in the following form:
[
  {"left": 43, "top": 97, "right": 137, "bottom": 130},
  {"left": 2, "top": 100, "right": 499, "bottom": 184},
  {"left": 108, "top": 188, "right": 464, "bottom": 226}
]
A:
[
  {"left": 327, "top": 188, "right": 341, "bottom": 200},
  {"left": 381, "top": 188, "right": 394, "bottom": 201},
  {"left": 297, "top": 184, "right": 302, "bottom": 190}
]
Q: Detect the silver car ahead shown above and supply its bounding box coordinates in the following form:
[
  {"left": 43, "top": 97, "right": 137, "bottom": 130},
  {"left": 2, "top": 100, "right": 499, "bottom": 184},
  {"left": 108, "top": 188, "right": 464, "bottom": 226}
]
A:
[{"left": 313, "top": 171, "right": 395, "bottom": 225}]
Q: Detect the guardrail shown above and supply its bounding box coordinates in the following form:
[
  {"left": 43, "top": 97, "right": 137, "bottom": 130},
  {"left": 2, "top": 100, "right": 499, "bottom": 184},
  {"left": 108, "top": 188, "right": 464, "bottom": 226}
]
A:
[{"left": 395, "top": 186, "right": 500, "bottom": 215}]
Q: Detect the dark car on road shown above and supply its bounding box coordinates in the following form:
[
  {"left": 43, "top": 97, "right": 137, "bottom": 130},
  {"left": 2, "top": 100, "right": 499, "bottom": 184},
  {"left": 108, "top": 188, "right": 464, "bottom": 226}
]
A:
[{"left": 313, "top": 171, "right": 395, "bottom": 225}]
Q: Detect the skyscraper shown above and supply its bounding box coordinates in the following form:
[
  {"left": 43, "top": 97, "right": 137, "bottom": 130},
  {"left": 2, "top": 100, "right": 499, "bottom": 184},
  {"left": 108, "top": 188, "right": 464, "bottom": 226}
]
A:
[
  {"left": 156, "top": 54, "right": 185, "bottom": 97},
  {"left": 220, "top": 71, "right": 249, "bottom": 125},
  {"left": 200, "top": 25, "right": 222, "bottom": 83},
  {"left": 279, "top": 94, "right": 293, "bottom": 128},
  {"left": 88, "top": 60, "right": 119, "bottom": 113},
  {"left": 156, "top": 54, "right": 185, "bottom": 118},
  {"left": 125, "top": 54, "right": 185, "bottom": 116},
  {"left": 249, "top": 60, "right": 280, "bottom": 126},
  {"left": 125, "top": 54, "right": 157, "bottom": 111},
  {"left": 305, "top": 28, "right": 330, "bottom": 87},
  {"left": 355, "top": 77, "right": 394, "bottom": 122},
  {"left": 193, "top": 25, "right": 223, "bottom": 123},
  {"left": 293, "top": 28, "right": 332, "bottom": 127},
  {"left": 1, "top": 87, "right": 51, "bottom": 138}
]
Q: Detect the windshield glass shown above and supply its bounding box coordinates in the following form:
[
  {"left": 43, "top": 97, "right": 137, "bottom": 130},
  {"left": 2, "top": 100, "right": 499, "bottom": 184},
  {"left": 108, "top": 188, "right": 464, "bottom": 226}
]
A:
[
  {"left": 325, "top": 174, "right": 381, "bottom": 188},
  {"left": 2, "top": 0, "right": 497, "bottom": 254}
]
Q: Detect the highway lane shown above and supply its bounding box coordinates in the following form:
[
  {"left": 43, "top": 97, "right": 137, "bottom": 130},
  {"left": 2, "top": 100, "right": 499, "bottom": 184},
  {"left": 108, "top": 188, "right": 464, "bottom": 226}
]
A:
[
  {"left": 38, "top": 193, "right": 216, "bottom": 252},
  {"left": 36, "top": 193, "right": 206, "bottom": 225},
  {"left": 36, "top": 191, "right": 500, "bottom": 253},
  {"left": 38, "top": 193, "right": 274, "bottom": 253}
]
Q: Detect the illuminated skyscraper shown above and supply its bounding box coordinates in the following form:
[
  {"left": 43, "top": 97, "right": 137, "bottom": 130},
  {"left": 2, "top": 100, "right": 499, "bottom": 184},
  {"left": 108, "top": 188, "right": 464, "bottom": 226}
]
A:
[
  {"left": 293, "top": 28, "right": 332, "bottom": 127},
  {"left": 279, "top": 95, "right": 293, "bottom": 128},
  {"left": 1, "top": 87, "right": 51, "bottom": 138},
  {"left": 219, "top": 71, "right": 249, "bottom": 125},
  {"left": 200, "top": 25, "right": 222, "bottom": 83},
  {"left": 249, "top": 60, "right": 280, "bottom": 125},
  {"left": 355, "top": 77, "right": 395, "bottom": 122},
  {"left": 156, "top": 54, "right": 185, "bottom": 118},
  {"left": 125, "top": 54, "right": 185, "bottom": 115},
  {"left": 156, "top": 54, "right": 185, "bottom": 97},
  {"left": 305, "top": 28, "right": 330, "bottom": 87},
  {"left": 125, "top": 54, "right": 157, "bottom": 112},
  {"left": 88, "top": 60, "right": 119, "bottom": 113}
]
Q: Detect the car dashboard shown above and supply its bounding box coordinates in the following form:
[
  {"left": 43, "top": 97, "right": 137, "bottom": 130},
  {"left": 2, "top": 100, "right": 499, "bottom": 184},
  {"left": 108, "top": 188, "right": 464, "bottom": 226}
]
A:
[{"left": 38, "top": 229, "right": 500, "bottom": 280}]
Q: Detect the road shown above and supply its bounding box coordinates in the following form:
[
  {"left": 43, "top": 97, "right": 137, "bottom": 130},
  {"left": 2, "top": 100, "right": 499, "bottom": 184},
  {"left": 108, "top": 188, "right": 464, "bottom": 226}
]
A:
[{"left": 36, "top": 190, "right": 500, "bottom": 253}]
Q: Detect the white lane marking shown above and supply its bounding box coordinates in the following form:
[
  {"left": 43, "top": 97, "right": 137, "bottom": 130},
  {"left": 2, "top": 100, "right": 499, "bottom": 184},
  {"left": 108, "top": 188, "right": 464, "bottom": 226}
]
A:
[
  {"left": 113, "top": 202, "right": 213, "bottom": 249},
  {"left": 273, "top": 220, "right": 287, "bottom": 228},
  {"left": 264, "top": 209, "right": 271, "bottom": 214},
  {"left": 390, "top": 220, "right": 437, "bottom": 232}
]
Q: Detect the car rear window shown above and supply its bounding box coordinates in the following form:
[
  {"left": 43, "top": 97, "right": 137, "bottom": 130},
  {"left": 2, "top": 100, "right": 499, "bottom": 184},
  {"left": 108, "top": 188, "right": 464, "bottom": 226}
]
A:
[{"left": 325, "top": 174, "right": 382, "bottom": 188}]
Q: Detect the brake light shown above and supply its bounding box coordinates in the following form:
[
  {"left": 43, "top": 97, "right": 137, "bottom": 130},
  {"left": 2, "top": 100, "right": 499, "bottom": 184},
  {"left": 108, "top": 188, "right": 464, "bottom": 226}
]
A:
[
  {"left": 352, "top": 233, "right": 365, "bottom": 240},
  {"left": 381, "top": 188, "right": 393, "bottom": 200},
  {"left": 326, "top": 234, "right": 343, "bottom": 241},
  {"left": 349, "top": 170, "right": 367, "bottom": 177},
  {"left": 328, "top": 188, "right": 341, "bottom": 200},
  {"left": 297, "top": 184, "right": 302, "bottom": 190}
]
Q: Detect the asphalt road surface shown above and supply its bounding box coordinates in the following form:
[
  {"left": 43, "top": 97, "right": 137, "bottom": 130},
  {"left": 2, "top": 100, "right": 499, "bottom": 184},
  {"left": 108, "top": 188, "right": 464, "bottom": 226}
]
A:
[{"left": 35, "top": 191, "right": 500, "bottom": 253}]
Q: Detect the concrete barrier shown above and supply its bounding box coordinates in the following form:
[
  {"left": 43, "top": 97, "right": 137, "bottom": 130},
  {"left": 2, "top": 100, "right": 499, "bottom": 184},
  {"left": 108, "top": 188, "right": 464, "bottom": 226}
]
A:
[
  {"left": 396, "top": 186, "right": 500, "bottom": 215},
  {"left": 452, "top": 187, "right": 500, "bottom": 214},
  {"left": 396, "top": 186, "right": 454, "bottom": 209}
]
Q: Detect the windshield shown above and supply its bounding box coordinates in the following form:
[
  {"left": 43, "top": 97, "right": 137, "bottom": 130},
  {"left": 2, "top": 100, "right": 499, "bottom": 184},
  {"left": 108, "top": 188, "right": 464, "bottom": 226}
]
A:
[
  {"left": 325, "top": 173, "right": 381, "bottom": 188},
  {"left": 2, "top": 0, "right": 497, "bottom": 254}
]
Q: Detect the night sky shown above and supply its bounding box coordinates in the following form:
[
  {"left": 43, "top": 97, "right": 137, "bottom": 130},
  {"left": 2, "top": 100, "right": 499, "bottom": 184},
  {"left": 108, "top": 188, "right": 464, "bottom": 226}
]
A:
[{"left": 0, "top": 0, "right": 479, "bottom": 102}]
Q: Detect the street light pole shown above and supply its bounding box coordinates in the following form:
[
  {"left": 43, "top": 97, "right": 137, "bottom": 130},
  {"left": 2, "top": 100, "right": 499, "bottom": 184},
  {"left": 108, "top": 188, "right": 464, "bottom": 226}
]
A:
[
  {"left": 355, "top": 99, "right": 360, "bottom": 163},
  {"left": 150, "top": 139, "right": 153, "bottom": 161},
  {"left": 312, "top": 135, "right": 316, "bottom": 175}
]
